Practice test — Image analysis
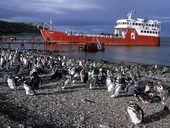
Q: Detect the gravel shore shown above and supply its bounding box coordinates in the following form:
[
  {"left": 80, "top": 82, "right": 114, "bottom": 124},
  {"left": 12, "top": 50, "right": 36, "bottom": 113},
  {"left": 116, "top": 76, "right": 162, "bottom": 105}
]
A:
[{"left": 0, "top": 51, "right": 170, "bottom": 128}]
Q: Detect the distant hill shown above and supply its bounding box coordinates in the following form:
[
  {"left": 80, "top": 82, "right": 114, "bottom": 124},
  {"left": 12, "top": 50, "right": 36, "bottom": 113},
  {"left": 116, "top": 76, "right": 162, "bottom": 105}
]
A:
[{"left": 0, "top": 21, "right": 41, "bottom": 34}]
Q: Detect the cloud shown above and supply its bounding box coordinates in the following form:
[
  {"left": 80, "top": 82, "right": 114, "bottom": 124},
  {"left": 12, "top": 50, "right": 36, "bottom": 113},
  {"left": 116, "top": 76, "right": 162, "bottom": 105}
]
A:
[
  {"left": 0, "top": 0, "right": 170, "bottom": 35},
  {"left": 155, "top": 17, "right": 170, "bottom": 23}
]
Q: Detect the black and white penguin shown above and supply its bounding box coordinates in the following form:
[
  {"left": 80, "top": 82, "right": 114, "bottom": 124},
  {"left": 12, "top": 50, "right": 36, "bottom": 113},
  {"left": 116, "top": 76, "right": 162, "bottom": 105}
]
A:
[
  {"left": 110, "top": 82, "right": 122, "bottom": 97},
  {"left": 144, "top": 82, "right": 154, "bottom": 94},
  {"left": 97, "top": 68, "right": 106, "bottom": 85},
  {"left": 22, "top": 57, "right": 28, "bottom": 68},
  {"left": 23, "top": 81, "right": 36, "bottom": 96},
  {"left": 50, "top": 68, "right": 63, "bottom": 80},
  {"left": 87, "top": 69, "right": 96, "bottom": 89},
  {"left": 127, "top": 101, "right": 144, "bottom": 125},
  {"left": 2, "top": 73, "right": 8, "bottom": 83},
  {"left": 109, "top": 74, "right": 123, "bottom": 97},
  {"left": 154, "top": 81, "right": 164, "bottom": 93},
  {"left": 30, "top": 66, "right": 46, "bottom": 76},
  {"left": 159, "top": 85, "right": 169, "bottom": 105},
  {"left": 80, "top": 68, "right": 88, "bottom": 83},
  {"left": 30, "top": 72, "right": 42, "bottom": 90},
  {"left": 106, "top": 76, "right": 116, "bottom": 97},
  {"left": 163, "top": 96, "right": 170, "bottom": 111},
  {"left": 62, "top": 75, "right": 72, "bottom": 89},
  {"left": 7, "top": 75, "right": 17, "bottom": 89},
  {"left": 126, "top": 80, "right": 139, "bottom": 96}
]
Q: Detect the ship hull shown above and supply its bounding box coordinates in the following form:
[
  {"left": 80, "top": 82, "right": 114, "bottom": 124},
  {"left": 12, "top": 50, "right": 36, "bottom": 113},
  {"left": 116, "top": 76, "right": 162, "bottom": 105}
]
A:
[{"left": 40, "top": 29, "right": 160, "bottom": 46}]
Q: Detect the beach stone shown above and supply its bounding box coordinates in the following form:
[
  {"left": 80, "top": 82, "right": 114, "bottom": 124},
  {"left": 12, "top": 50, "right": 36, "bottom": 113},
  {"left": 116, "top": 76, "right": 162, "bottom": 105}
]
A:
[{"left": 0, "top": 50, "right": 170, "bottom": 127}]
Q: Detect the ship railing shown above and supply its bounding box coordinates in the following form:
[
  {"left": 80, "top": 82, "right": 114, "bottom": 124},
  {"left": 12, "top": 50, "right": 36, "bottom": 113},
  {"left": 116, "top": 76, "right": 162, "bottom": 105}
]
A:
[{"left": 66, "top": 32, "right": 114, "bottom": 38}]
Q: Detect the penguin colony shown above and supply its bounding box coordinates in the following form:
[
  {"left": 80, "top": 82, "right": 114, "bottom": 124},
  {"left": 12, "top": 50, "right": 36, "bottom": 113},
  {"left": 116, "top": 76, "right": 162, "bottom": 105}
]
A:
[{"left": 0, "top": 49, "right": 170, "bottom": 126}]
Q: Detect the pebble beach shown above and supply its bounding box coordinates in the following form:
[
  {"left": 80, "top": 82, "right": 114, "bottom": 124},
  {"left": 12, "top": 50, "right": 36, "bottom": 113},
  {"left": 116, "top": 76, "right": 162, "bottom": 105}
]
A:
[{"left": 0, "top": 49, "right": 170, "bottom": 128}]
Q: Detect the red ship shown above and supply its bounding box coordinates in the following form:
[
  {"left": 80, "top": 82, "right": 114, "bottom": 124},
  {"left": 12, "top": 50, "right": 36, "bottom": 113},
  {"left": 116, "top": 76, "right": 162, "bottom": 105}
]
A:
[{"left": 40, "top": 12, "right": 161, "bottom": 46}]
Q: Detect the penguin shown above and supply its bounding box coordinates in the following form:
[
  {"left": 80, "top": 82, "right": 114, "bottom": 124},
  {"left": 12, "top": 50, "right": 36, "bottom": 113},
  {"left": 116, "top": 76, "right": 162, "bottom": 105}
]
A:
[
  {"left": 144, "top": 82, "right": 154, "bottom": 93},
  {"left": 30, "top": 67, "right": 38, "bottom": 76},
  {"left": 3, "top": 73, "right": 8, "bottom": 83},
  {"left": 154, "top": 81, "right": 164, "bottom": 93},
  {"left": 134, "top": 83, "right": 151, "bottom": 103},
  {"left": 62, "top": 75, "right": 72, "bottom": 89},
  {"left": 23, "top": 57, "right": 28, "bottom": 67},
  {"left": 80, "top": 68, "right": 88, "bottom": 83},
  {"left": 7, "top": 75, "right": 17, "bottom": 89},
  {"left": 127, "top": 101, "right": 144, "bottom": 125},
  {"left": 73, "top": 67, "right": 81, "bottom": 81},
  {"left": 163, "top": 97, "right": 170, "bottom": 111},
  {"left": 142, "top": 82, "right": 162, "bottom": 103},
  {"left": 50, "top": 68, "right": 63, "bottom": 80},
  {"left": 116, "top": 73, "right": 126, "bottom": 90},
  {"left": 126, "top": 80, "right": 138, "bottom": 96},
  {"left": 106, "top": 76, "right": 116, "bottom": 97},
  {"left": 30, "top": 72, "right": 42, "bottom": 90},
  {"left": 110, "top": 82, "right": 122, "bottom": 97},
  {"left": 97, "top": 68, "right": 106, "bottom": 85},
  {"left": 80, "top": 68, "right": 85, "bottom": 83},
  {"left": 87, "top": 69, "right": 96, "bottom": 89},
  {"left": 23, "top": 81, "right": 36, "bottom": 96},
  {"left": 30, "top": 66, "right": 46, "bottom": 76},
  {"left": 159, "top": 86, "right": 169, "bottom": 105}
]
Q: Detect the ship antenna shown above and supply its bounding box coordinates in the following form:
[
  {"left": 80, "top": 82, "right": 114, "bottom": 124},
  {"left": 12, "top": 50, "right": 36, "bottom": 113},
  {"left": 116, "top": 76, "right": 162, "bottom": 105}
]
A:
[
  {"left": 49, "top": 18, "right": 53, "bottom": 30},
  {"left": 127, "top": 11, "right": 136, "bottom": 20},
  {"left": 42, "top": 20, "right": 45, "bottom": 29}
]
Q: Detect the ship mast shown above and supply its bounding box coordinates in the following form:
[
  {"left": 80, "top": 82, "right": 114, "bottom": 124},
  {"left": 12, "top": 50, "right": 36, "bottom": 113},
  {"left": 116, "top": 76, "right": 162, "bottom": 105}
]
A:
[
  {"left": 127, "top": 11, "right": 136, "bottom": 20},
  {"left": 49, "top": 18, "right": 53, "bottom": 30}
]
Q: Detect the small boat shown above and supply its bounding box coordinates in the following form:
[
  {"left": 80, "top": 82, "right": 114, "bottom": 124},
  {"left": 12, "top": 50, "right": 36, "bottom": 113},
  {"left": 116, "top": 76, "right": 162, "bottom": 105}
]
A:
[{"left": 83, "top": 39, "right": 105, "bottom": 52}]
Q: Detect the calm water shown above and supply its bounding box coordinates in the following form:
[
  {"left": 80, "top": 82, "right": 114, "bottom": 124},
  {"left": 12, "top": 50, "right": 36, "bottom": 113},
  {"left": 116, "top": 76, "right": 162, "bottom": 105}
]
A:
[
  {"left": 58, "top": 37, "right": 170, "bottom": 66},
  {"left": 2, "top": 37, "right": 170, "bottom": 66}
]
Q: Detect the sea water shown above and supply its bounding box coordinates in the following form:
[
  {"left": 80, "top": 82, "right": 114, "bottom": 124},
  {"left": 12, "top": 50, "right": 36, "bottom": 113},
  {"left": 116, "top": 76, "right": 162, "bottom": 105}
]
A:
[
  {"left": 58, "top": 37, "right": 170, "bottom": 66},
  {"left": 1, "top": 37, "right": 170, "bottom": 66}
]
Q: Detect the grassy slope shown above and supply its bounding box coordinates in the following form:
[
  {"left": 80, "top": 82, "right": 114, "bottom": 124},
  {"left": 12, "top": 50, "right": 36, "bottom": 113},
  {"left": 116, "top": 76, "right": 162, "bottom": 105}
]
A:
[{"left": 0, "top": 21, "right": 40, "bottom": 34}]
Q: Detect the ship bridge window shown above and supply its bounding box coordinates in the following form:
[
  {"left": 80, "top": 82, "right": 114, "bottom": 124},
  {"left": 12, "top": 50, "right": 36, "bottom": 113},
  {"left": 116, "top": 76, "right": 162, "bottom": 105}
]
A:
[{"left": 141, "top": 30, "right": 143, "bottom": 33}]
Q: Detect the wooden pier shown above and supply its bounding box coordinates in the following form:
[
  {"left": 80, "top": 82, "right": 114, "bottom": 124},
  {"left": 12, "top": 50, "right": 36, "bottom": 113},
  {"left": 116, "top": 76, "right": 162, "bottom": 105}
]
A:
[{"left": 0, "top": 36, "right": 75, "bottom": 51}]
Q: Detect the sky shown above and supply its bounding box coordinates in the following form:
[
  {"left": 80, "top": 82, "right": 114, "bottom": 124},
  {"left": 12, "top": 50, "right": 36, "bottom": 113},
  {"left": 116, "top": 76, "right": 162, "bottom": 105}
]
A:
[{"left": 0, "top": 0, "right": 170, "bottom": 36}]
